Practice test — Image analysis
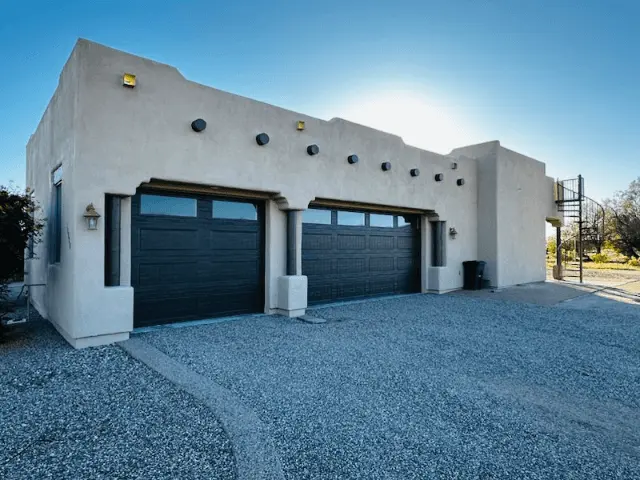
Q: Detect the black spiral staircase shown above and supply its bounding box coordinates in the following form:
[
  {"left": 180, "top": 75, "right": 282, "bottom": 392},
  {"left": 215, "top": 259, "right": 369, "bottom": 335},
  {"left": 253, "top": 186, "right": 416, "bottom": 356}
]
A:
[{"left": 555, "top": 175, "right": 605, "bottom": 282}]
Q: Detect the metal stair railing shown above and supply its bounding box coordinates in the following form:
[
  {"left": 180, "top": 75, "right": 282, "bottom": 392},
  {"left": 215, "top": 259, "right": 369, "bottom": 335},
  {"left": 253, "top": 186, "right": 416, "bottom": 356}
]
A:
[{"left": 555, "top": 175, "right": 605, "bottom": 283}]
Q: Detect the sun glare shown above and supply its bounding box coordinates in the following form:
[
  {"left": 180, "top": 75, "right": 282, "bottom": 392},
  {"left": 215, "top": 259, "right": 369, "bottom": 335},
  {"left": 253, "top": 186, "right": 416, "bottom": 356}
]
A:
[{"left": 336, "top": 90, "right": 477, "bottom": 154}]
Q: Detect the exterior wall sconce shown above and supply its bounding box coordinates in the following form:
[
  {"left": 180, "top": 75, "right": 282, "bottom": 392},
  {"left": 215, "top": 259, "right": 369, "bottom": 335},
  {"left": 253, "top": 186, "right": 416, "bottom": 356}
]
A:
[
  {"left": 435, "top": 173, "right": 444, "bottom": 182},
  {"left": 123, "top": 73, "right": 136, "bottom": 88},
  {"left": 307, "top": 144, "right": 319, "bottom": 156},
  {"left": 410, "top": 168, "right": 420, "bottom": 177},
  {"left": 83, "top": 204, "right": 101, "bottom": 230},
  {"left": 451, "top": 162, "right": 458, "bottom": 170},
  {"left": 457, "top": 178, "right": 465, "bottom": 186},
  {"left": 381, "top": 162, "right": 392, "bottom": 171},
  {"left": 256, "top": 133, "right": 270, "bottom": 146},
  {"left": 191, "top": 119, "right": 207, "bottom": 132},
  {"left": 449, "top": 227, "right": 458, "bottom": 239},
  {"left": 348, "top": 154, "right": 359, "bottom": 164},
  {"left": 297, "top": 121, "right": 306, "bottom": 131}
]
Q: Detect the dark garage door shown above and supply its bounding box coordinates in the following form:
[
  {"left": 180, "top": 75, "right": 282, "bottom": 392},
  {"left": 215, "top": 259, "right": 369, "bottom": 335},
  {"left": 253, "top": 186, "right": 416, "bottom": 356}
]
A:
[
  {"left": 302, "top": 208, "right": 421, "bottom": 304},
  {"left": 131, "top": 190, "right": 264, "bottom": 328}
]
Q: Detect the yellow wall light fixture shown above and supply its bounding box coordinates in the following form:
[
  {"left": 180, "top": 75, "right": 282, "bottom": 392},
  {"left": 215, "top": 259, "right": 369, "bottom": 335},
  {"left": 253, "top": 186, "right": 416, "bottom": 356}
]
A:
[{"left": 123, "top": 73, "right": 136, "bottom": 87}]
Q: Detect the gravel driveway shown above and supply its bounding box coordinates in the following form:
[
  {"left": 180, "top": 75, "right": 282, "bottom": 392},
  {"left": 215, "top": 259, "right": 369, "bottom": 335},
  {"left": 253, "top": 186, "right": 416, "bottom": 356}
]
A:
[
  {"left": 139, "top": 294, "right": 640, "bottom": 480},
  {"left": 0, "top": 320, "right": 237, "bottom": 480}
]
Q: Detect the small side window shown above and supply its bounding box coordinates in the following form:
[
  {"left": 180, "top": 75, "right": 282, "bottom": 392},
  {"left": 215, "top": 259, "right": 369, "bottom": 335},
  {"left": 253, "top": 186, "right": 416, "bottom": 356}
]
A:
[
  {"left": 303, "top": 209, "right": 332, "bottom": 225},
  {"left": 49, "top": 166, "right": 63, "bottom": 264},
  {"left": 212, "top": 200, "right": 257, "bottom": 220},
  {"left": 105, "top": 195, "right": 121, "bottom": 286},
  {"left": 431, "top": 221, "right": 446, "bottom": 266},
  {"left": 140, "top": 194, "right": 197, "bottom": 217}
]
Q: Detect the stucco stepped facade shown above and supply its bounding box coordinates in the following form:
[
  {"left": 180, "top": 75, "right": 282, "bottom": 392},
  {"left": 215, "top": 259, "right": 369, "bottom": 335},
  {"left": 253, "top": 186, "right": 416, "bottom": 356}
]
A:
[{"left": 26, "top": 39, "right": 560, "bottom": 348}]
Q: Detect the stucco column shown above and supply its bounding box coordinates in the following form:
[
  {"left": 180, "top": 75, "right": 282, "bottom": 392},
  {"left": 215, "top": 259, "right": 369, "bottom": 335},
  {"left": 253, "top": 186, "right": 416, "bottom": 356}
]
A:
[
  {"left": 276, "top": 209, "right": 307, "bottom": 317},
  {"left": 553, "top": 226, "right": 563, "bottom": 280}
]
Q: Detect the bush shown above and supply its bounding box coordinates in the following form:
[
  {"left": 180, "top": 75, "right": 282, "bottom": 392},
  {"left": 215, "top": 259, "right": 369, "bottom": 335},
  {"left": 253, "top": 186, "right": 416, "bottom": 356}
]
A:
[
  {"left": 1, "top": 185, "right": 44, "bottom": 333},
  {"left": 628, "top": 258, "right": 640, "bottom": 268},
  {"left": 591, "top": 253, "right": 610, "bottom": 263}
]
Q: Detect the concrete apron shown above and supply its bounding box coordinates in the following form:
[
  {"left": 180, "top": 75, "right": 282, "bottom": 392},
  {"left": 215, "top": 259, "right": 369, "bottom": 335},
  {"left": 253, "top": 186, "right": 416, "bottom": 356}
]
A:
[
  {"left": 451, "top": 279, "right": 640, "bottom": 309},
  {"left": 119, "top": 337, "right": 285, "bottom": 480}
]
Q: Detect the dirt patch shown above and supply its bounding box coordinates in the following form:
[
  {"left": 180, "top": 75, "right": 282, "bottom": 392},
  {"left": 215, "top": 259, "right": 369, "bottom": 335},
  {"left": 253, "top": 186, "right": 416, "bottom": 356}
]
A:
[{"left": 547, "top": 268, "right": 640, "bottom": 285}]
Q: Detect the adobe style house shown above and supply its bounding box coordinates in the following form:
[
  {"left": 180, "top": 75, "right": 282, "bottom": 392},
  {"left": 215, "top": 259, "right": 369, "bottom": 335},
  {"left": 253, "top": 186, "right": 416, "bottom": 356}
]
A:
[{"left": 26, "top": 40, "right": 560, "bottom": 348}]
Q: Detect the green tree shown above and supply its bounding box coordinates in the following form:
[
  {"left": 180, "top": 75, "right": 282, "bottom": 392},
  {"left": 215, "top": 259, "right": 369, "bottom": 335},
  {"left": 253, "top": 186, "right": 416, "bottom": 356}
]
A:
[
  {"left": 546, "top": 236, "right": 557, "bottom": 258},
  {"left": 0, "top": 185, "right": 45, "bottom": 321},
  {"left": 605, "top": 178, "right": 640, "bottom": 259}
]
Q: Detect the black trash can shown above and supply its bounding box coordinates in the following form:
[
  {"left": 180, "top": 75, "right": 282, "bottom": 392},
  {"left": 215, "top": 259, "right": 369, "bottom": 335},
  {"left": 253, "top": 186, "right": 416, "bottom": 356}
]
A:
[{"left": 463, "top": 261, "right": 486, "bottom": 290}]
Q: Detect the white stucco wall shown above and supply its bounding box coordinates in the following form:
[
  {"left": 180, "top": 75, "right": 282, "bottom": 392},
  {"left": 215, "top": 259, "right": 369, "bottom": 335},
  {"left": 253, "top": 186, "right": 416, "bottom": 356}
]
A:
[
  {"left": 70, "top": 39, "right": 478, "bottom": 332},
  {"left": 450, "top": 142, "right": 500, "bottom": 286},
  {"left": 26, "top": 46, "right": 80, "bottom": 341},
  {"left": 26, "top": 39, "right": 557, "bottom": 347},
  {"left": 495, "top": 147, "right": 558, "bottom": 286},
  {"left": 451, "top": 142, "right": 560, "bottom": 287}
]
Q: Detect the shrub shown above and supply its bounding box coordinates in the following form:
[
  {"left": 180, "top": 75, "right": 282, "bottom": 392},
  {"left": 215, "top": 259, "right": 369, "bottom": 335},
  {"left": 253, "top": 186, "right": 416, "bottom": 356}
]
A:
[
  {"left": 1, "top": 185, "right": 44, "bottom": 339},
  {"left": 591, "top": 253, "right": 610, "bottom": 263},
  {"left": 627, "top": 258, "right": 640, "bottom": 268}
]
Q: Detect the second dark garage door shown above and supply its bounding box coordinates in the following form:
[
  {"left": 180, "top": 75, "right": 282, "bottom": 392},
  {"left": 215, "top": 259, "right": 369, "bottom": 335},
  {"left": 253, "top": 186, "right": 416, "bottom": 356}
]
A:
[
  {"left": 131, "top": 190, "right": 264, "bottom": 328},
  {"left": 302, "top": 207, "right": 421, "bottom": 304}
]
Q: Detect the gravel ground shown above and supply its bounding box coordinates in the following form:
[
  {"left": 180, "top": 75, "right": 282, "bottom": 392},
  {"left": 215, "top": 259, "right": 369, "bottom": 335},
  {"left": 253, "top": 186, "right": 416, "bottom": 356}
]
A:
[
  {"left": 0, "top": 319, "right": 237, "bottom": 480},
  {"left": 141, "top": 294, "right": 640, "bottom": 480}
]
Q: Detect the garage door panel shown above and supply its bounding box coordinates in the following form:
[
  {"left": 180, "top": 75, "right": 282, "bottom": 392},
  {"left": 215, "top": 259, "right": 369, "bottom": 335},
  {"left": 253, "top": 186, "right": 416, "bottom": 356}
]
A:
[
  {"left": 369, "top": 235, "right": 395, "bottom": 250},
  {"left": 369, "top": 256, "right": 395, "bottom": 272},
  {"left": 209, "top": 229, "right": 259, "bottom": 250},
  {"left": 396, "top": 256, "right": 418, "bottom": 271},
  {"left": 397, "top": 236, "right": 417, "bottom": 250},
  {"left": 139, "top": 228, "right": 199, "bottom": 250},
  {"left": 336, "top": 257, "right": 367, "bottom": 274},
  {"left": 308, "top": 283, "right": 333, "bottom": 303},
  {"left": 137, "top": 261, "right": 200, "bottom": 286},
  {"left": 302, "top": 233, "right": 333, "bottom": 250},
  {"left": 303, "top": 258, "right": 333, "bottom": 276},
  {"left": 134, "top": 294, "right": 201, "bottom": 324},
  {"left": 303, "top": 209, "right": 420, "bottom": 304},
  {"left": 198, "top": 291, "right": 260, "bottom": 313},
  {"left": 199, "top": 260, "right": 260, "bottom": 281},
  {"left": 132, "top": 191, "right": 264, "bottom": 328},
  {"left": 335, "top": 282, "right": 367, "bottom": 299},
  {"left": 396, "top": 277, "right": 417, "bottom": 291},
  {"left": 337, "top": 234, "right": 366, "bottom": 250},
  {"left": 368, "top": 276, "right": 399, "bottom": 295}
]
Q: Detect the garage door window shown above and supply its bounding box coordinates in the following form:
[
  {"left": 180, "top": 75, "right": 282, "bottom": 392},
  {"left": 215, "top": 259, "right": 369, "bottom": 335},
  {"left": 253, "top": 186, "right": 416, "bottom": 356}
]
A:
[
  {"left": 140, "top": 194, "right": 197, "bottom": 217},
  {"left": 337, "top": 211, "right": 365, "bottom": 226},
  {"left": 398, "top": 215, "right": 412, "bottom": 227},
  {"left": 212, "top": 200, "right": 257, "bottom": 220},
  {"left": 303, "top": 209, "right": 332, "bottom": 224},
  {"left": 370, "top": 213, "right": 394, "bottom": 228}
]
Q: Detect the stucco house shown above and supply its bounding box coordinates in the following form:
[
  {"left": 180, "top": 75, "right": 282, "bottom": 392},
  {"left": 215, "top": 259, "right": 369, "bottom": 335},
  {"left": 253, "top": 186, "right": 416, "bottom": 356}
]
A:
[{"left": 26, "top": 39, "right": 560, "bottom": 348}]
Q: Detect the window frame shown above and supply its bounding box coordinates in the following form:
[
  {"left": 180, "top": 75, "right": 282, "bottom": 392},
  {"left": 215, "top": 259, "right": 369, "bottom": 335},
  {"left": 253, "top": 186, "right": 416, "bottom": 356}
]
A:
[
  {"left": 337, "top": 210, "right": 366, "bottom": 227},
  {"left": 369, "top": 213, "right": 395, "bottom": 228},
  {"left": 139, "top": 193, "right": 198, "bottom": 218},
  {"left": 105, "top": 195, "right": 121, "bottom": 286},
  {"left": 211, "top": 199, "right": 258, "bottom": 221},
  {"left": 50, "top": 166, "right": 63, "bottom": 265},
  {"left": 302, "top": 208, "right": 333, "bottom": 225}
]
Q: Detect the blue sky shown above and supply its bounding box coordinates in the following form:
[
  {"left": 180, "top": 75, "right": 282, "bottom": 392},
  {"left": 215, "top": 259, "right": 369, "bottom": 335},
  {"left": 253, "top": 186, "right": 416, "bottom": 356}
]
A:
[{"left": 0, "top": 0, "right": 638, "bottom": 202}]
